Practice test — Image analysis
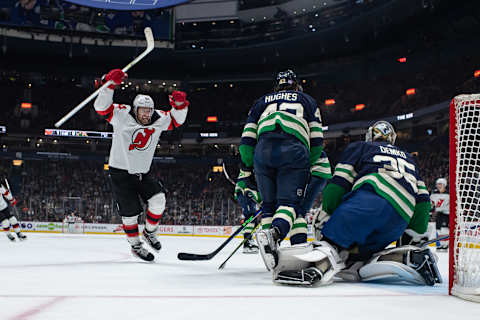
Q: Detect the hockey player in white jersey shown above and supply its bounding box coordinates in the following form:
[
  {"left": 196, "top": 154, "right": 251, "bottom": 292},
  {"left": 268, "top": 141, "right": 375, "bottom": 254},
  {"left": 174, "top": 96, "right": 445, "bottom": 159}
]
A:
[
  {"left": 431, "top": 178, "right": 449, "bottom": 250},
  {"left": 0, "top": 182, "right": 26, "bottom": 241},
  {"left": 94, "top": 69, "right": 189, "bottom": 261}
]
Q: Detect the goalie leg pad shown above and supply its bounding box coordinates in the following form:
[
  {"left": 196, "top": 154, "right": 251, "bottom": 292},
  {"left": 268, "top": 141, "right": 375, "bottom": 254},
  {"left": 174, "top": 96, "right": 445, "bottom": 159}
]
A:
[
  {"left": 358, "top": 246, "right": 442, "bottom": 286},
  {"left": 273, "top": 241, "right": 346, "bottom": 286}
]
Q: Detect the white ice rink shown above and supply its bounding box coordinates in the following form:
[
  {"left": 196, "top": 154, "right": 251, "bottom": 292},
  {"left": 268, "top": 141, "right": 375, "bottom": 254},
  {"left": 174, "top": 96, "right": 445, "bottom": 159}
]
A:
[{"left": 0, "top": 233, "right": 477, "bottom": 320}]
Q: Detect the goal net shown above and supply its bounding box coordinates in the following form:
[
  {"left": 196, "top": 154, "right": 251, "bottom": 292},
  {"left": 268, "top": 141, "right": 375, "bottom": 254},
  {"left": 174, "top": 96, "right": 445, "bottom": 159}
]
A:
[
  {"left": 62, "top": 217, "right": 85, "bottom": 234},
  {"left": 450, "top": 94, "right": 480, "bottom": 302}
]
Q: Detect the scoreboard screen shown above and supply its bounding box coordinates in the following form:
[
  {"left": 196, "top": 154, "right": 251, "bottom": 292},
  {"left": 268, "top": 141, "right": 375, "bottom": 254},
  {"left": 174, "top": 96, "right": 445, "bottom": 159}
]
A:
[{"left": 44, "top": 129, "right": 112, "bottom": 139}]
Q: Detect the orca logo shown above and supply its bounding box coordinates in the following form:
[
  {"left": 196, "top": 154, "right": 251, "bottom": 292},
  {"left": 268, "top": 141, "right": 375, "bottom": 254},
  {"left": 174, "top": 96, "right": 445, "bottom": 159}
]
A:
[{"left": 129, "top": 128, "right": 155, "bottom": 151}]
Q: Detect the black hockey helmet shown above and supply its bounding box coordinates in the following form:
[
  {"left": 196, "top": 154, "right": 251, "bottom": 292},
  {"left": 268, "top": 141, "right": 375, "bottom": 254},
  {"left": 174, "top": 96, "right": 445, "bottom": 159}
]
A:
[{"left": 274, "top": 69, "right": 302, "bottom": 92}]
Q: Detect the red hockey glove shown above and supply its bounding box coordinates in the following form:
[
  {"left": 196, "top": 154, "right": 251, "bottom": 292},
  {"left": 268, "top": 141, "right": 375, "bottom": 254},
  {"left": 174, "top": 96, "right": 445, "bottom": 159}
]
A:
[
  {"left": 9, "top": 198, "right": 17, "bottom": 206},
  {"left": 95, "top": 69, "right": 128, "bottom": 90},
  {"left": 169, "top": 90, "right": 189, "bottom": 110}
]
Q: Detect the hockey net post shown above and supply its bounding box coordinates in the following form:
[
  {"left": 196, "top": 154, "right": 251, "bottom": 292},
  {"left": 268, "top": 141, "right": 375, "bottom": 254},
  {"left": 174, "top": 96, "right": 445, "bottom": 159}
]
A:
[
  {"left": 62, "top": 217, "right": 85, "bottom": 234},
  {"left": 449, "top": 94, "right": 480, "bottom": 302}
]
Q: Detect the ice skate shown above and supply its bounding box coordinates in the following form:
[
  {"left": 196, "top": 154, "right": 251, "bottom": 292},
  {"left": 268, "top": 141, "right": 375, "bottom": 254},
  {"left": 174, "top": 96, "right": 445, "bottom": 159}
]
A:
[
  {"left": 256, "top": 227, "right": 281, "bottom": 271},
  {"left": 16, "top": 232, "right": 27, "bottom": 241},
  {"left": 142, "top": 229, "right": 162, "bottom": 251},
  {"left": 131, "top": 243, "right": 154, "bottom": 262},
  {"left": 243, "top": 238, "right": 259, "bottom": 254},
  {"left": 6, "top": 233, "right": 15, "bottom": 242}
]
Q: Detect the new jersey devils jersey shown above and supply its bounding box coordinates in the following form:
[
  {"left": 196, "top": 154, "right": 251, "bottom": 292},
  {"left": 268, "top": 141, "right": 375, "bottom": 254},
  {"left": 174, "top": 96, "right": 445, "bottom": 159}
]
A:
[
  {"left": 0, "top": 184, "right": 13, "bottom": 211},
  {"left": 94, "top": 87, "right": 188, "bottom": 174},
  {"left": 431, "top": 190, "right": 449, "bottom": 215}
]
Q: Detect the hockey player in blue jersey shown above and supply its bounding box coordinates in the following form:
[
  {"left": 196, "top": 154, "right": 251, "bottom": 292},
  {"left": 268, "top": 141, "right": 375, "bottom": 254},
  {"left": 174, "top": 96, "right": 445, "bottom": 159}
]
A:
[
  {"left": 236, "top": 70, "right": 331, "bottom": 270},
  {"left": 234, "top": 181, "right": 261, "bottom": 254},
  {"left": 270, "top": 121, "right": 441, "bottom": 287}
]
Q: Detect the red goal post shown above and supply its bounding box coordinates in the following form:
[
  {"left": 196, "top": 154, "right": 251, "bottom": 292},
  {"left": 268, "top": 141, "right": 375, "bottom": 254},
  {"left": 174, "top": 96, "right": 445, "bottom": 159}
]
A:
[{"left": 449, "top": 94, "right": 480, "bottom": 302}]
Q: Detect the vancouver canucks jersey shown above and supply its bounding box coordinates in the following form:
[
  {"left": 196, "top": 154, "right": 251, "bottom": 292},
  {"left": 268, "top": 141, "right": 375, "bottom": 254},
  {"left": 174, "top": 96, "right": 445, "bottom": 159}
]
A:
[
  {"left": 239, "top": 90, "right": 330, "bottom": 178},
  {"left": 330, "top": 141, "right": 430, "bottom": 227}
]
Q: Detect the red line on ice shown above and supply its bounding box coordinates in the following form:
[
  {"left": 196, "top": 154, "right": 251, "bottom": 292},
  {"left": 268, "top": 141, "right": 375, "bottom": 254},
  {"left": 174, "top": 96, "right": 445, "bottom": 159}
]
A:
[
  {"left": 9, "top": 296, "right": 67, "bottom": 320},
  {"left": 1, "top": 293, "right": 446, "bottom": 300}
]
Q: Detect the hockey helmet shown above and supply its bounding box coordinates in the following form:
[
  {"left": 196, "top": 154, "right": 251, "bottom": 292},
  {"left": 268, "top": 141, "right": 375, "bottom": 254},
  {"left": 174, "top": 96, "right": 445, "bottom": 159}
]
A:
[
  {"left": 133, "top": 94, "right": 154, "bottom": 123},
  {"left": 274, "top": 69, "right": 302, "bottom": 92},
  {"left": 436, "top": 178, "right": 447, "bottom": 187},
  {"left": 365, "top": 120, "right": 397, "bottom": 145}
]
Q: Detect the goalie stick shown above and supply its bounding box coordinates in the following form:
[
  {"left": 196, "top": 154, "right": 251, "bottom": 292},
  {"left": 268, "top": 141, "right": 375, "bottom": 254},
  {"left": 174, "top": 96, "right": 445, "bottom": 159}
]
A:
[
  {"left": 177, "top": 208, "right": 262, "bottom": 261},
  {"left": 54, "top": 27, "right": 155, "bottom": 128}
]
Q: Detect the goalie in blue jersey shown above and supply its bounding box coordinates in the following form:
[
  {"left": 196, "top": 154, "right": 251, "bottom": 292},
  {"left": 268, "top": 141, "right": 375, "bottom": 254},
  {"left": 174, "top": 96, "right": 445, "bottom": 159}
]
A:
[
  {"left": 271, "top": 121, "right": 442, "bottom": 287},
  {"left": 236, "top": 69, "right": 331, "bottom": 270}
]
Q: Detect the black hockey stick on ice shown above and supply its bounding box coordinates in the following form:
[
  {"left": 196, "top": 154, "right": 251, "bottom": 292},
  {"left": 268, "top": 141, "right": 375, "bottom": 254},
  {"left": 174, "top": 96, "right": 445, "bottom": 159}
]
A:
[
  {"left": 177, "top": 208, "right": 262, "bottom": 261},
  {"left": 218, "top": 222, "right": 261, "bottom": 270}
]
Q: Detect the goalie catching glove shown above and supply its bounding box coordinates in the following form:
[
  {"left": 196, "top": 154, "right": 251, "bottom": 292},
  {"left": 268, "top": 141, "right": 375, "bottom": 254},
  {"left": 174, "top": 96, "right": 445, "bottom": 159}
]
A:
[{"left": 234, "top": 167, "right": 261, "bottom": 204}]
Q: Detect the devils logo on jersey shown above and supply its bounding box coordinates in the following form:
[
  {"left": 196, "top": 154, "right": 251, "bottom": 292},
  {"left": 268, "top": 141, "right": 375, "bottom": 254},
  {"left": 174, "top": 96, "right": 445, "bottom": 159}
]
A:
[{"left": 129, "top": 128, "right": 155, "bottom": 151}]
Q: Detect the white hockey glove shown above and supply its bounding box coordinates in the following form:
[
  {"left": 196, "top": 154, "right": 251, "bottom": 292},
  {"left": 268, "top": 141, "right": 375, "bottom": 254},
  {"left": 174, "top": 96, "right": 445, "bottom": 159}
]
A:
[{"left": 312, "top": 209, "right": 330, "bottom": 241}]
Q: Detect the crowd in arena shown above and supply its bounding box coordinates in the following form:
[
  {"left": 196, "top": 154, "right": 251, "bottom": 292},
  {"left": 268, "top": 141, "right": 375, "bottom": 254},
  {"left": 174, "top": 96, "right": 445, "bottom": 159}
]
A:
[
  {"left": 0, "top": 0, "right": 171, "bottom": 39},
  {"left": 0, "top": 140, "right": 448, "bottom": 226}
]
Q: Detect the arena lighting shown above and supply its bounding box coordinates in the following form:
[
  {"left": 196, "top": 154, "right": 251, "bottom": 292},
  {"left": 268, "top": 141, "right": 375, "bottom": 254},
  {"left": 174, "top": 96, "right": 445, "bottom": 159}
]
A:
[
  {"left": 207, "top": 116, "right": 218, "bottom": 123},
  {"left": 325, "top": 99, "right": 335, "bottom": 106},
  {"left": 355, "top": 104, "right": 366, "bottom": 111},
  {"left": 0, "top": 126, "right": 6, "bottom": 134},
  {"left": 397, "top": 57, "right": 407, "bottom": 63},
  {"left": 212, "top": 166, "right": 223, "bottom": 173},
  {"left": 406, "top": 88, "right": 416, "bottom": 96},
  {"left": 21, "top": 102, "right": 32, "bottom": 109},
  {"left": 474, "top": 70, "right": 480, "bottom": 78},
  {"left": 12, "top": 160, "right": 23, "bottom": 166}
]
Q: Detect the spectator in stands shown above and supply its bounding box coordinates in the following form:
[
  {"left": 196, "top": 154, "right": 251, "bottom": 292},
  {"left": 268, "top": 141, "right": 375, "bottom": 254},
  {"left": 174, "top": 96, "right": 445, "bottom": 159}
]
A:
[
  {"left": 105, "top": 11, "right": 152, "bottom": 36},
  {"left": 10, "top": 0, "right": 48, "bottom": 27}
]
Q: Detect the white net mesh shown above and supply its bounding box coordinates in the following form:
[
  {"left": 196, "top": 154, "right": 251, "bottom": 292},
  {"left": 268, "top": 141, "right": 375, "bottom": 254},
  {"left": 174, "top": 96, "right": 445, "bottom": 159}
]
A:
[
  {"left": 452, "top": 94, "right": 480, "bottom": 301},
  {"left": 62, "top": 218, "right": 85, "bottom": 234}
]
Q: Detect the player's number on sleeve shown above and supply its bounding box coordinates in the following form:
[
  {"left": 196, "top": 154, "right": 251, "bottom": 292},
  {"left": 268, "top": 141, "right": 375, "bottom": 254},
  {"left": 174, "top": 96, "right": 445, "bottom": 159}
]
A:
[
  {"left": 373, "top": 155, "right": 418, "bottom": 192},
  {"left": 260, "top": 102, "right": 304, "bottom": 120}
]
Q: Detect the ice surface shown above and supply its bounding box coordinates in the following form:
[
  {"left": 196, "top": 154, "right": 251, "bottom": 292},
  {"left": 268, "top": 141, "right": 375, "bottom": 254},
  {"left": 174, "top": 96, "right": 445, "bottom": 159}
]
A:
[{"left": 0, "top": 233, "right": 477, "bottom": 320}]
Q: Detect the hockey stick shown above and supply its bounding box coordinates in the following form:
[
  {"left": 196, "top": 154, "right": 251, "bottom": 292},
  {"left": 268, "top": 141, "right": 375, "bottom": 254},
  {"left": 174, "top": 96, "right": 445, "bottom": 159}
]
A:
[
  {"left": 54, "top": 27, "right": 155, "bottom": 128},
  {"left": 222, "top": 163, "right": 236, "bottom": 186},
  {"left": 177, "top": 208, "right": 262, "bottom": 261},
  {"left": 218, "top": 221, "right": 261, "bottom": 270},
  {"left": 420, "top": 235, "right": 448, "bottom": 248}
]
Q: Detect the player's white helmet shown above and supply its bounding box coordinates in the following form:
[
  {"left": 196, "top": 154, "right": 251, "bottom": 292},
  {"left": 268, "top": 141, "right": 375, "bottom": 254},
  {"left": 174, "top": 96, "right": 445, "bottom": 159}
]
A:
[
  {"left": 436, "top": 178, "right": 447, "bottom": 187},
  {"left": 365, "top": 120, "right": 397, "bottom": 145},
  {"left": 133, "top": 94, "right": 154, "bottom": 124}
]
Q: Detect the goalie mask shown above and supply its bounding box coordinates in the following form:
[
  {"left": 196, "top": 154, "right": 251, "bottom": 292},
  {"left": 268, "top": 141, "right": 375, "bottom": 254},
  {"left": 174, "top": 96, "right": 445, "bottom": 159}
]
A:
[
  {"left": 133, "top": 94, "right": 154, "bottom": 125},
  {"left": 365, "top": 121, "right": 397, "bottom": 145}
]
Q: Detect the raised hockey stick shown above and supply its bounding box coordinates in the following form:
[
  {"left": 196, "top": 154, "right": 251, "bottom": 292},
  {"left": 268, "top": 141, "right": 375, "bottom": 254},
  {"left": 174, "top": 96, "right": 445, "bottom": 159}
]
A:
[
  {"left": 4, "top": 178, "right": 18, "bottom": 215},
  {"left": 54, "top": 27, "right": 155, "bottom": 128},
  {"left": 218, "top": 222, "right": 261, "bottom": 270},
  {"left": 222, "top": 163, "right": 236, "bottom": 186},
  {"left": 177, "top": 208, "right": 262, "bottom": 261}
]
